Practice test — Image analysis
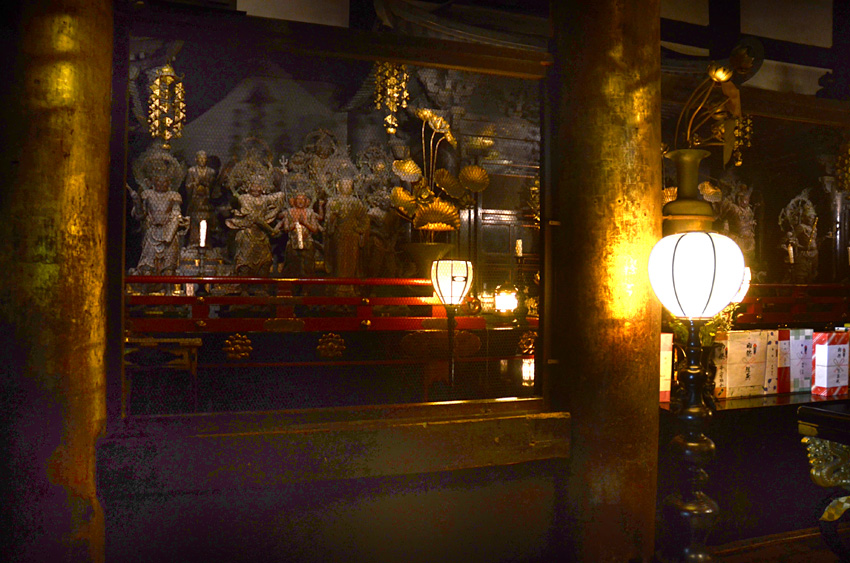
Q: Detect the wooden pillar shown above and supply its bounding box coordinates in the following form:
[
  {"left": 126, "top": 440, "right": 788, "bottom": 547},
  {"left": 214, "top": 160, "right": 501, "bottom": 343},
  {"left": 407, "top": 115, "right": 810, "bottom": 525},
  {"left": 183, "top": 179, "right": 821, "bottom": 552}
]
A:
[
  {"left": 0, "top": 1, "right": 113, "bottom": 561},
  {"left": 548, "top": 2, "right": 662, "bottom": 561}
]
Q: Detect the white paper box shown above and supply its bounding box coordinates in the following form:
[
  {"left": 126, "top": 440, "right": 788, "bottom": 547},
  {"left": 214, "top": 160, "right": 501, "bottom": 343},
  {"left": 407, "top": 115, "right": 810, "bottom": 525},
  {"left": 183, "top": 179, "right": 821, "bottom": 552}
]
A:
[
  {"left": 714, "top": 330, "right": 767, "bottom": 398},
  {"left": 660, "top": 333, "right": 673, "bottom": 402},
  {"left": 763, "top": 330, "right": 780, "bottom": 395},
  {"left": 790, "top": 329, "right": 813, "bottom": 392},
  {"left": 813, "top": 364, "right": 849, "bottom": 397},
  {"left": 812, "top": 331, "right": 849, "bottom": 396}
]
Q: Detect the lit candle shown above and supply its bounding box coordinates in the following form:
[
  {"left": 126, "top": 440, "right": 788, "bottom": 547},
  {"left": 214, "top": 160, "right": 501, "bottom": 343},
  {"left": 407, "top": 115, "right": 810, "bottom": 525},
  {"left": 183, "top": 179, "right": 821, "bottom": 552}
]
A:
[
  {"left": 200, "top": 219, "right": 207, "bottom": 248},
  {"left": 787, "top": 244, "right": 794, "bottom": 264},
  {"left": 515, "top": 239, "right": 523, "bottom": 257}
]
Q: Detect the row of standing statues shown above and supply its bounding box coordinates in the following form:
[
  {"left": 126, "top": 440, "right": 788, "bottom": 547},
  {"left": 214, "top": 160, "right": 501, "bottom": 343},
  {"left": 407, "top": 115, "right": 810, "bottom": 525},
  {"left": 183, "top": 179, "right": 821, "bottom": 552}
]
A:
[
  {"left": 127, "top": 132, "right": 405, "bottom": 288},
  {"left": 702, "top": 172, "right": 847, "bottom": 285}
]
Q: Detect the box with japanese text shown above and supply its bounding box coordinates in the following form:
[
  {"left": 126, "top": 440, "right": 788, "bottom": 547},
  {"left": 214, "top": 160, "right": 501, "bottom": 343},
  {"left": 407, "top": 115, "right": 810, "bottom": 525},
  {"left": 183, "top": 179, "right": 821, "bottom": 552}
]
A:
[
  {"left": 713, "top": 330, "right": 767, "bottom": 398},
  {"left": 777, "top": 330, "right": 791, "bottom": 394},
  {"left": 763, "top": 330, "right": 780, "bottom": 394},
  {"left": 812, "top": 331, "right": 849, "bottom": 397},
  {"left": 789, "top": 329, "right": 813, "bottom": 392}
]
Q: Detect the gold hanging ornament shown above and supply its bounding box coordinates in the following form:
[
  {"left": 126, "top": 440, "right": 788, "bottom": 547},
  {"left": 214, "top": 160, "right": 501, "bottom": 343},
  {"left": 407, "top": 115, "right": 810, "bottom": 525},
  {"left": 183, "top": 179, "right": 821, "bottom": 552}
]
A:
[
  {"left": 730, "top": 114, "right": 753, "bottom": 166},
  {"left": 148, "top": 63, "right": 186, "bottom": 150},
  {"left": 373, "top": 61, "right": 409, "bottom": 135}
]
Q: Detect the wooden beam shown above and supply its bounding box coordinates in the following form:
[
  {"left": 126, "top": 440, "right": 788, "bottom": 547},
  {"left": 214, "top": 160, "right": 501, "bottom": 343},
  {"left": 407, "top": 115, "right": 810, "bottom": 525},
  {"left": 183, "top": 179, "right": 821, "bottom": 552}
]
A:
[
  {"left": 125, "top": 1, "right": 551, "bottom": 79},
  {"left": 99, "top": 410, "right": 570, "bottom": 492},
  {"left": 741, "top": 86, "right": 850, "bottom": 128}
]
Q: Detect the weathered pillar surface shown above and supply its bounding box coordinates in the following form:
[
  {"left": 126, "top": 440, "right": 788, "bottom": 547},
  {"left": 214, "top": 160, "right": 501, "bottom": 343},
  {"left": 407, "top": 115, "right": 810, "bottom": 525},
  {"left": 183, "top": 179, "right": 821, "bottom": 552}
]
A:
[
  {"left": 548, "top": 1, "right": 662, "bottom": 561},
  {"left": 0, "top": 1, "right": 113, "bottom": 561}
]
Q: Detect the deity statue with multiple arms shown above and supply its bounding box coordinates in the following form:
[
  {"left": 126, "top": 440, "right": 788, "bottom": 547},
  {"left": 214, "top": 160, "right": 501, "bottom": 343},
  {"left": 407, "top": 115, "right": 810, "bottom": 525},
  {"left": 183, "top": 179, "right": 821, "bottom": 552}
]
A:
[
  {"left": 127, "top": 146, "right": 189, "bottom": 278},
  {"left": 225, "top": 173, "right": 286, "bottom": 278},
  {"left": 185, "top": 150, "right": 217, "bottom": 247},
  {"left": 778, "top": 191, "right": 819, "bottom": 283}
]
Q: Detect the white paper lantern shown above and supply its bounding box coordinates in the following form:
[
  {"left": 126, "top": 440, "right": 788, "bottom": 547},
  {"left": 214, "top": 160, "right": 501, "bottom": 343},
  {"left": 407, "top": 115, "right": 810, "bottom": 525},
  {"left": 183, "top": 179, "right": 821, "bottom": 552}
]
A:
[
  {"left": 430, "top": 260, "right": 473, "bottom": 306},
  {"left": 648, "top": 231, "right": 746, "bottom": 319}
]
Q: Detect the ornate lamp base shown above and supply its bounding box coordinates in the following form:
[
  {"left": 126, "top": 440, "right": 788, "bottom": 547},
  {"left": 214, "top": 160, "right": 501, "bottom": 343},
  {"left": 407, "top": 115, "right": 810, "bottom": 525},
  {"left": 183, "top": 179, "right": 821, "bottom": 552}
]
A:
[{"left": 660, "top": 319, "right": 719, "bottom": 562}]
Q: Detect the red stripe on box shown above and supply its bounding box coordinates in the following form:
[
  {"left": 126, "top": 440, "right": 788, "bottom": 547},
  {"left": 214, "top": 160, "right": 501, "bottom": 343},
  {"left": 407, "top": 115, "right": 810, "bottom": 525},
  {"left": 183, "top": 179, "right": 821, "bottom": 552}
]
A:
[
  {"left": 814, "top": 332, "right": 850, "bottom": 346},
  {"left": 812, "top": 385, "right": 849, "bottom": 397},
  {"left": 777, "top": 366, "right": 790, "bottom": 394}
]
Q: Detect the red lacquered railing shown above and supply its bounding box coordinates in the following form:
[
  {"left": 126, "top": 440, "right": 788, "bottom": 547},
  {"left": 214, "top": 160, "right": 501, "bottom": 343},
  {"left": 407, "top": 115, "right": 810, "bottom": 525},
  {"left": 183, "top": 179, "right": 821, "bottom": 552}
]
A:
[
  {"left": 124, "top": 275, "right": 535, "bottom": 333},
  {"left": 735, "top": 284, "right": 850, "bottom": 328}
]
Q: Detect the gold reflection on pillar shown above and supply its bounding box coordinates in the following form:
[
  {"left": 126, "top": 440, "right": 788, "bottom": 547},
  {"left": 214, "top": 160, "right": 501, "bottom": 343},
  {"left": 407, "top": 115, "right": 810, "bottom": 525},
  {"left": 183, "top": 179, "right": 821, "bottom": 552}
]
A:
[
  {"left": 551, "top": 1, "right": 661, "bottom": 561},
  {"left": 0, "top": 1, "right": 113, "bottom": 562}
]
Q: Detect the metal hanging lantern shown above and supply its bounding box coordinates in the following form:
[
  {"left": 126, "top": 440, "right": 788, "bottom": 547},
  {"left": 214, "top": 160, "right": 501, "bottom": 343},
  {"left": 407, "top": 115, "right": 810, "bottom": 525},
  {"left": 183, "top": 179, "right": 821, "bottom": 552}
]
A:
[
  {"left": 148, "top": 63, "right": 186, "bottom": 150},
  {"left": 373, "top": 61, "right": 409, "bottom": 135}
]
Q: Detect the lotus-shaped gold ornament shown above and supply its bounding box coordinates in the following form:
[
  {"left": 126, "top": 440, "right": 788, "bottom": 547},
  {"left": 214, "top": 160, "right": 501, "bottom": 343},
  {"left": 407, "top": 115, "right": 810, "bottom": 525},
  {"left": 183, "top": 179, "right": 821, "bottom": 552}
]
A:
[
  {"left": 444, "top": 130, "right": 458, "bottom": 148},
  {"left": 412, "top": 179, "right": 435, "bottom": 205},
  {"left": 389, "top": 107, "right": 491, "bottom": 236},
  {"left": 392, "top": 158, "right": 422, "bottom": 182},
  {"left": 413, "top": 199, "right": 460, "bottom": 231},
  {"left": 415, "top": 107, "right": 435, "bottom": 121},
  {"left": 458, "top": 165, "right": 490, "bottom": 192},
  {"left": 390, "top": 186, "right": 417, "bottom": 216},
  {"left": 434, "top": 168, "right": 465, "bottom": 198},
  {"left": 428, "top": 114, "right": 450, "bottom": 134}
]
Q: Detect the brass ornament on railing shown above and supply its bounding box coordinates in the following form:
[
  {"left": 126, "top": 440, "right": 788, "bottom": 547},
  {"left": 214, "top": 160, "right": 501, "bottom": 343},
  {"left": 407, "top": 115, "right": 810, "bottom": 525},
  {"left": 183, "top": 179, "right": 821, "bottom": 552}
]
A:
[
  {"left": 518, "top": 331, "right": 538, "bottom": 355},
  {"left": 223, "top": 333, "right": 252, "bottom": 361},
  {"left": 317, "top": 333, "right": 346, "bottom": 358},
  {"left": 148, "top": 63, "right": 186, "bottom": 150},
  {"left": 373, "top": 61, "right": 409, "bottom": 135}
]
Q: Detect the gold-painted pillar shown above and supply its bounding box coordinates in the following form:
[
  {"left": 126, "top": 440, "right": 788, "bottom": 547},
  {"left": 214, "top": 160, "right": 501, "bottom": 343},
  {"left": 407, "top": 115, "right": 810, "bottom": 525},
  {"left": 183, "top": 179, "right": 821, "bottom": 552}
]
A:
[
  {"left": 548, "top": 1, "right": 662, "bottom": 561},
  {"left": 0, "top": 1, "right": 113, "bottom": 561}
]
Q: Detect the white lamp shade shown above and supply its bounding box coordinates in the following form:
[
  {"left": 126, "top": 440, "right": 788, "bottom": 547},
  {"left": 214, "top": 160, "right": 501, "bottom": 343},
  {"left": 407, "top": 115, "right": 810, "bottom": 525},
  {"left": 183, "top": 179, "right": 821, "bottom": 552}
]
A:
[
  {"left": 731, "top": 266, "right": 751, "bottom": 304},
  {"left": 431, "top": 260, "right": 473, "bottom": 306},
  {"left": 648, "top": 231, "right": 746, "bottom": 319}
]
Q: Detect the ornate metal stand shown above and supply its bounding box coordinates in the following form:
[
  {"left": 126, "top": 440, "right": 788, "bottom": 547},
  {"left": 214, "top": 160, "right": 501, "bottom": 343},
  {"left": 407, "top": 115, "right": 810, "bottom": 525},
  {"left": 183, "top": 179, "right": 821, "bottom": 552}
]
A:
[
  {"left": 446, "top": 304, "right": 457, "bottom": 388},
  {"left": 663, "top": 319, "right": 718, "bottom": 562},
  {"left": 803, "top": 435, "right": 850, "bottom": 560}
]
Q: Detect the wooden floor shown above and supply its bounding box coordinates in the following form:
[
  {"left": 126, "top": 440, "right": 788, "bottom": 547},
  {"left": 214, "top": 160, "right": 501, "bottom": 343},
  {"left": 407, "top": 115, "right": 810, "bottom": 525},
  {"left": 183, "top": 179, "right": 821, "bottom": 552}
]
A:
[{"left": 710, "top": 527, "right": 849, "bottom": 562}]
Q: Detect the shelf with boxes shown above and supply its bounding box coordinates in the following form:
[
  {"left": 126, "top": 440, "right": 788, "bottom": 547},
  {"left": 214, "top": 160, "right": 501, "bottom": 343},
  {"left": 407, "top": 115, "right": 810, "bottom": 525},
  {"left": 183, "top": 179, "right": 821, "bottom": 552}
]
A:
[{"left": 660, "top": 326, "right": 850, "bottom": 411}]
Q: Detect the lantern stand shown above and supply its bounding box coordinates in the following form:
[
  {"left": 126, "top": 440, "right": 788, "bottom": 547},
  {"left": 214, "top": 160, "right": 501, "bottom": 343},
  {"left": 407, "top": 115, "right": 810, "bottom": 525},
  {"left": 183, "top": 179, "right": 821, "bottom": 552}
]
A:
[
  {"left": 665, "top": 317, "right": 717, "bottom": 562},
  {"left": 446, "top": 304, "right": 458, "bottom": 388},
  {"left": 650, "top": 45, "right": 762, "bottom": 558},
  {"left": 650, "top": 223, "right": 747, "bottom": 562},
  {"left": 431, "top": 260, "right": 474, "bottom": 391}
]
